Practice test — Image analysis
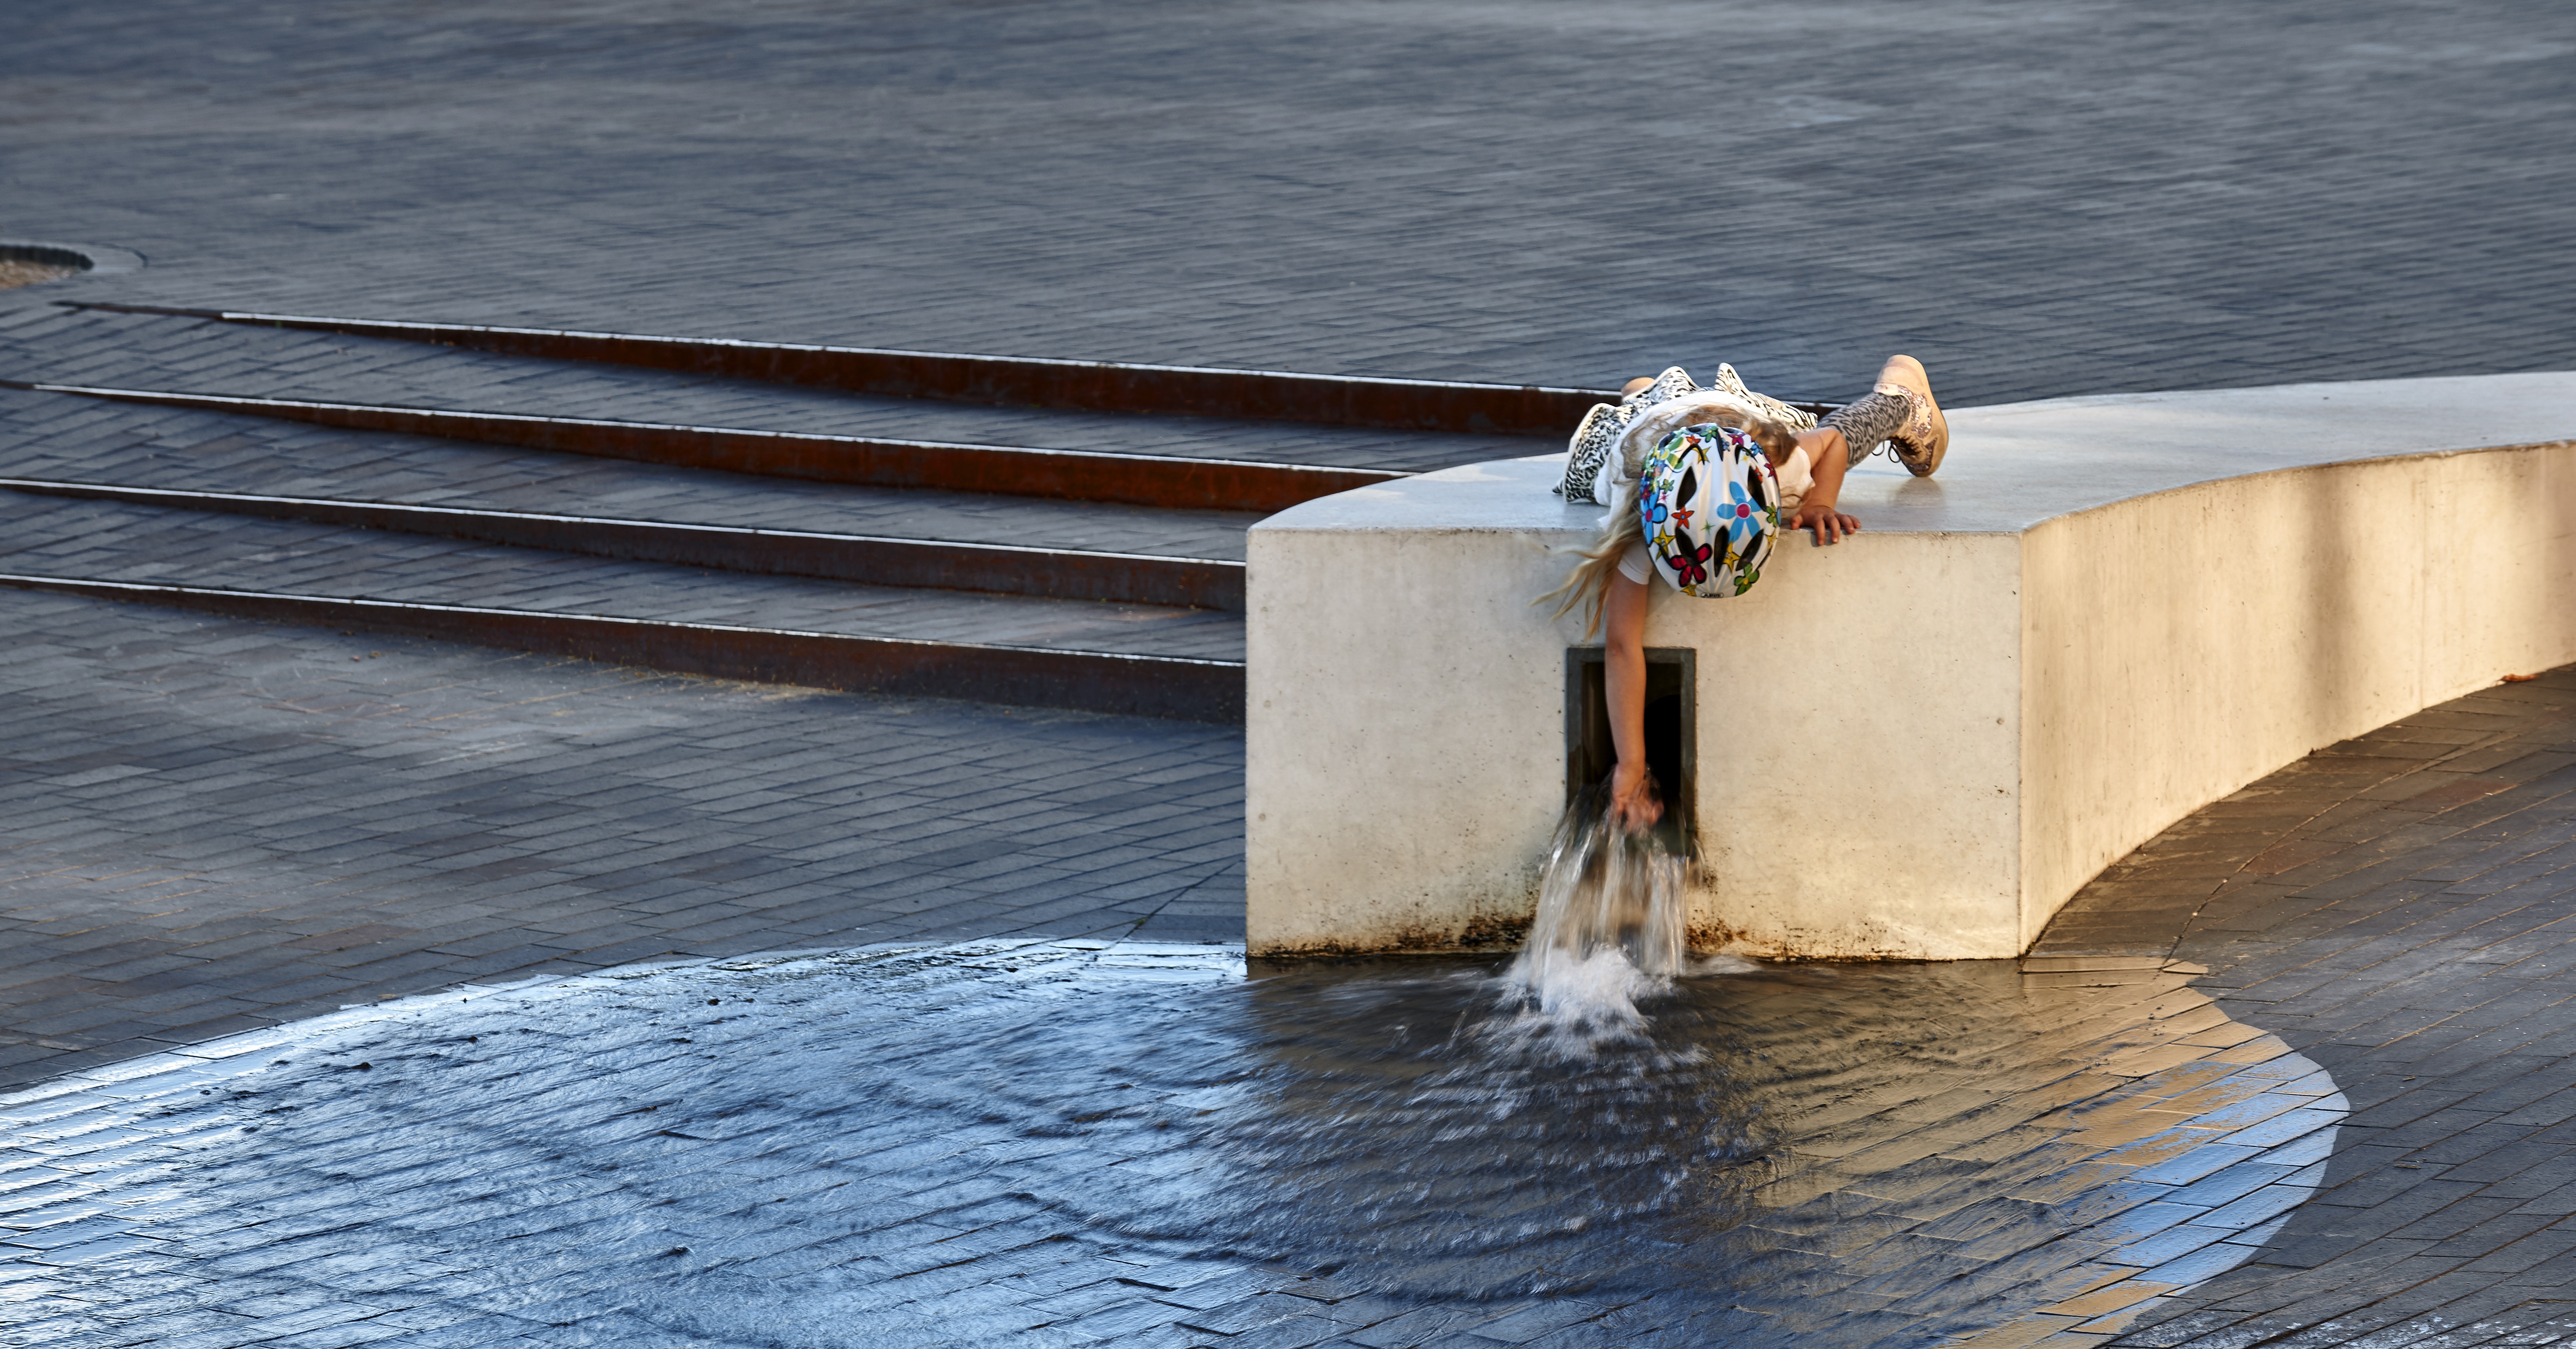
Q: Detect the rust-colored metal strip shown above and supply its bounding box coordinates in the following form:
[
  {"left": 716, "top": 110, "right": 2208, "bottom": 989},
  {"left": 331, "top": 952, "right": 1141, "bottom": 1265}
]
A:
[
  {"left": 66, "top": 302, "right": 1630, "bottom": 435},
  {"left": 4, "top": 381, "right": 1396, "bottom": 514},
  {"left": 0, "top": 479, "right": 1246, "bottom": 612},
  {"left": 0, "top": 573, "right": 1245, "bottom": 723}
]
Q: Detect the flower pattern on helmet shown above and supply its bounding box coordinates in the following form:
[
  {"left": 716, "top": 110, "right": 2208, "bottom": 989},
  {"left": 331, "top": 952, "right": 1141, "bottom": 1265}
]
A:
[
  {"left": 1638, "top": 424, "right": 1778, "bottom": 599},
  {"left": 1664, "top": 538, "right": 1713, "bottom": 588},
  {"left": 1721, "top": 480, "right": 1760, "bottom": 551}
]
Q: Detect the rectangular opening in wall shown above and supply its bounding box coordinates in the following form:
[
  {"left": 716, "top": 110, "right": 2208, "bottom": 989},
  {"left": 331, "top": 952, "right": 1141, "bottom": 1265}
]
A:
[{"left": 1566, "top": 647, "right": 1695, "bottom": 855}]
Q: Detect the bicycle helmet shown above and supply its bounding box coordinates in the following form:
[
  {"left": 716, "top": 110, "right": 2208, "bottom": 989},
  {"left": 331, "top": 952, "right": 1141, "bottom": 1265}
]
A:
[{"left": 1639, "top": 423, "right": 1779, "bottom": 598}]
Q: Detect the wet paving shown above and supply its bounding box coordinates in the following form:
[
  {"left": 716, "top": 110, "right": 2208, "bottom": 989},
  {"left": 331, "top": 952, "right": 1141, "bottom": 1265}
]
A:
[{"left": 0, "top": 939, "right": 2344, "bottom": 1348}]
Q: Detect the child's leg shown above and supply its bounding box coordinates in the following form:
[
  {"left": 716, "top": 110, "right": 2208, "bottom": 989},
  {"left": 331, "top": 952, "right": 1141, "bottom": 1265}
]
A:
[
  {"left": 1603, "top": 573, "right": 1662, "bottom": 831},
  {"left": 1819, "top": 355, "right": 1947, "bottom": 476},
  {"left": 1817, "top": 388, "right": 1913, "bottom": 467}
]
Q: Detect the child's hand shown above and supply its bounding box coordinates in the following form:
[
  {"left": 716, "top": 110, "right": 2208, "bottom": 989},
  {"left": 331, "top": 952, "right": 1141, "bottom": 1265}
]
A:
[
  {"left": 1610, "top": 760, "right": 1664, "bottom": 833},
  {"left": 1788, "top": 502, "right": 1861, "bottom": 545}
]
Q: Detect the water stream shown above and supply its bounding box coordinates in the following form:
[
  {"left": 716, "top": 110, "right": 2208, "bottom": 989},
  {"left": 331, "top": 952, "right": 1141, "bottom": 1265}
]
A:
[{"left": 1505, "top": 787, "right": 1699, "bottom": 1028}]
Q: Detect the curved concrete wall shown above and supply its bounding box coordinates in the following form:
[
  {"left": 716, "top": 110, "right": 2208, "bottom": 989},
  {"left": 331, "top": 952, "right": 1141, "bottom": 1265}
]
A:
[
  {"left": 2020, "top": 440, "right": 2576, "bottom": 949},
  {"left": 1246, "top": 373, "right": 2576, "bottom": 959}
]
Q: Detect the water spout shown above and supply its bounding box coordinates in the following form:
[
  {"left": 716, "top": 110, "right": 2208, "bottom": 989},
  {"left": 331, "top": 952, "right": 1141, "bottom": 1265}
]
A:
[{"left": 1506, "top": 785, "right": 1691, "bottom": 1028}]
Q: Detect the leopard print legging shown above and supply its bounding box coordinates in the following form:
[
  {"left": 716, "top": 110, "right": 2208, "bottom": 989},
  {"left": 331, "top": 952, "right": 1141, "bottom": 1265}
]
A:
[{"left": 1818, "top": 386, "right": 1918, "bottom": 466}]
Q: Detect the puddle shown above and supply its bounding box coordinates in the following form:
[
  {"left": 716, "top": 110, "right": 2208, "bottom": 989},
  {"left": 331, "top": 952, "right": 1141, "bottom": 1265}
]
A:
[{"left": 0, "top": 942, "right": 2341, "bottom": 1347}]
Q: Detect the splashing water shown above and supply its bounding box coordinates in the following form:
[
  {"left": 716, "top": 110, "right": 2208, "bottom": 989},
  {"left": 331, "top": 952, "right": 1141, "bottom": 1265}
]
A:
[{"left": 1506, "top": 786, "right": 1697, "bottom": 1030}]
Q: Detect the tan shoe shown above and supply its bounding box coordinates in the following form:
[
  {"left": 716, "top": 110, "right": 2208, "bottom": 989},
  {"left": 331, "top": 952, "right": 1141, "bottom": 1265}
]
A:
[{"left": 1876, "top": 355, "right": 1947, "bottom": 477}]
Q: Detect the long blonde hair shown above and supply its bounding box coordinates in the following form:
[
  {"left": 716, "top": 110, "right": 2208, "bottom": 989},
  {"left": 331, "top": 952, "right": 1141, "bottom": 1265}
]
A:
[{"left": 1536, "top": 394, "right": 1798, "bottom": 637}]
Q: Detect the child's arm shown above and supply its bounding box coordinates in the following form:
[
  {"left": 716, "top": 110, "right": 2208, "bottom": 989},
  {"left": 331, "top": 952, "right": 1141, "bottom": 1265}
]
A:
[
  {"left": 1785, "top": 427, "right": 1862, "bottom": 545},
  {"left": 1603, "top": 573, "right": 1663, "bottom": 831}
]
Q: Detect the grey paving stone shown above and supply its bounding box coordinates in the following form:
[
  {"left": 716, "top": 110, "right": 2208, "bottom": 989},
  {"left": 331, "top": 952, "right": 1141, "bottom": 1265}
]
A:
[
  {"left": 9, "top": 0, "right": 2575, "bottom": 407},
  {"left": 0, "top": 588, "right": 1243, "bottom": 1092},
  {"left": 0, "top": 493, "right": 1244, "bottom": 662},
  {"left": 0, "top": 8, "right": 2568, "bottom": 1341},
  {"left": 0, "top": 311, "right": 1529, "bottom": 479},
  {"left": 2028, "top": 670, "right": 2576, "bottom": 1346}
]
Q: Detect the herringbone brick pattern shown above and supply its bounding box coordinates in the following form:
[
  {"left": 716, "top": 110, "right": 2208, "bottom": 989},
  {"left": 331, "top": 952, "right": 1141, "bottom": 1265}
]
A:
[
  {"left": 8, "top": 1, "right": 2572, "bottom": 404},
  {"left": 0, "top": 380, "right": 1265, "bottom": 562},
  {"left": 2, "top": 3, "right": 2573, "bottom": 1341},
  {"left": 0, "top": 493, "right": 1248, "bottom": 659},
  {"left": 0, "top": 307, "right": 1536, "bottom": 475},
  {"left": 0, "top": 589, "right": 1245, "bottom": 1095},
  {"left": 2034, "top": 672, "right": 2576, "bottom": 1345}
]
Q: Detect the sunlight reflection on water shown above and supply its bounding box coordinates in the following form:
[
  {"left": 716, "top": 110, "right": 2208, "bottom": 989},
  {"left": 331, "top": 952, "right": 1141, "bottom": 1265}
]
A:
[{"left": 0, "top": 940, "right": 2340, "bottom": 1347}]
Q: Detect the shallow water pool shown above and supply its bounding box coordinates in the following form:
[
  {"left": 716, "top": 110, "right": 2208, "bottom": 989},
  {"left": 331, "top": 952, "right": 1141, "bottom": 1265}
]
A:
[{"left": 0, "top": 940, "right": 2340, "bottom": 1348}]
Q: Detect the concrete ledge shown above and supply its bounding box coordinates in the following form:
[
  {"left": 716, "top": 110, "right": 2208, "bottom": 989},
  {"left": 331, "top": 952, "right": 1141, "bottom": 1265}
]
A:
[{"left": 1246, "top": 373, "right": 2576, "bottom": 959}]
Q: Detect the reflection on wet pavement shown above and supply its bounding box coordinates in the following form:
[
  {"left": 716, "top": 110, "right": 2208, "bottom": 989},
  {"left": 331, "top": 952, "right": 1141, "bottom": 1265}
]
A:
[{"left": 0, "top": 942, "right": 2342, "bottom": 1348}]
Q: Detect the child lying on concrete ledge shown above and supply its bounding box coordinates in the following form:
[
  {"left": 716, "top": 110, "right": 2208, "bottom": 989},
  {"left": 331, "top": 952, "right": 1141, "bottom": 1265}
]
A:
[{"left": 1540, "top": 356, "right": 1949, "bottom": 833}]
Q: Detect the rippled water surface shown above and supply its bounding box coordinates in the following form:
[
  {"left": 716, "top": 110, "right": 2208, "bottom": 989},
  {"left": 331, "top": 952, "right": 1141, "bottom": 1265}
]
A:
[{"left": 0, "top": 941, "right": 2343, "bottom": 1348}]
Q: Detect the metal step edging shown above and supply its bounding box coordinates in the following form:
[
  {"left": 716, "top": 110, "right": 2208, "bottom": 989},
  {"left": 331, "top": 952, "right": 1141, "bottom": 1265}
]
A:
[
  {"left": 0, "top": 479, "right": 1246, "bottom": 612},
  {"left": 68, "top": 302, "right": 1629, "bottom": 436},
  {"left": 4, "top": 381, "right": 1399, "bottom": 515},
  {"left": 0, "top": 574, "right": 1246, "bottom": 723}
]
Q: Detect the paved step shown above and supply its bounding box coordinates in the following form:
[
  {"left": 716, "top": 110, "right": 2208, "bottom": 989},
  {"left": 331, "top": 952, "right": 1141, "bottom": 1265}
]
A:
[
  {"left": 0, "top": 493, "right": 1243, "bottom": 659},
  {"left": 0, "top": 479, "right": 1245, "bottom": 611},
  {"left": 76, "top": 301, "right": 1627, "bottom": 435},
  {"left": 0, "top": 493, "right": 1244, "bottom": 720},
  {"left": 14, "top": 380, "right": 1396, "bottom": 514},
  {"left": 0, "top": 384, "right": 1254, "bottom": 608},
  {"left": 0, "top": 302, "right": 1614, "bottom": 718},
  {"left": 0, "top": 306, "right": 1546, "bottom": 474},
  {"left": 0, "top": 384, "right": 1261, "bottom": 563}
]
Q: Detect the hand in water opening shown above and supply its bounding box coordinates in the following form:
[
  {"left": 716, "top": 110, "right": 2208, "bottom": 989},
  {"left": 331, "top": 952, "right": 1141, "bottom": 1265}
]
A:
[{"left": 1610, "top": 760, "right": 1664, "bottom": 833}]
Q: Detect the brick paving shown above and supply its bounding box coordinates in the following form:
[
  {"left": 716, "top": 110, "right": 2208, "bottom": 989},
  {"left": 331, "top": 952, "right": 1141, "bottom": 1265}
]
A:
[
  {"left": 0, "top": 307, "right": 1537, "bottom": 474},
  {"left": 0, "top": 570, "right": 2569, "bottom": 1345},
  {"left": 0, "top": 320, "right": 1275, "bottom": 684},
  {"left": 0, "top": 588, "right": 1244, "bottom": 1096},
  {"left": 0, "top": 934, "right": 2351, "bottom": 1348},
  {"left": 0, "top": 380, "right": 1266, "bottom": 562},
  {"left": 2033, "top": 670, "right": 2576, "bottom": 1345},
  {"left": 8, "top": 1, "right": 2575, "bottom": 405},
  {"left": 0, "top": 492, "right": 1249, "bottom": 659},
  {"left": 0, "top": 2, "right": 2572, "bottom": 1341}
]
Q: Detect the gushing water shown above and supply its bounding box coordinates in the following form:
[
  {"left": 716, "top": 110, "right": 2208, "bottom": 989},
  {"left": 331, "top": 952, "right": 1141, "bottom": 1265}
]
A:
[{"left": 1506, "top": 786, "right": 1694, "bottom": 1028}]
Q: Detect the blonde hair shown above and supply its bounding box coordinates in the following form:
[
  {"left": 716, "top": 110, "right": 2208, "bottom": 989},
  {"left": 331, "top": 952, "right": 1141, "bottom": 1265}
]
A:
[{"left": 1534, "top": 394, "right": 1799, "bottom": 637}]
